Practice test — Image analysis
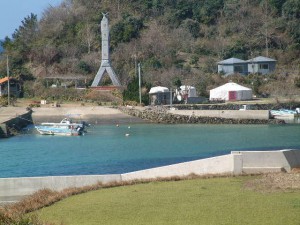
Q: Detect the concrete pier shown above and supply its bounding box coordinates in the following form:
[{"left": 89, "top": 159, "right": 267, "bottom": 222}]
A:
[{"left": 0, "top": 107, "right": 32, "bottom": 137}]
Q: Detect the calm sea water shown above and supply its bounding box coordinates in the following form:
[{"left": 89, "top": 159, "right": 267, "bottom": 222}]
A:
[{"left": 0, "top": 123, "right": 300, "bottom": 178}]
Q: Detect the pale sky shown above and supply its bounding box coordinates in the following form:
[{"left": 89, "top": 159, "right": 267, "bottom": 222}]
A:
[{"left": 0, "top": 0, "right": 63, "bottom": 40}]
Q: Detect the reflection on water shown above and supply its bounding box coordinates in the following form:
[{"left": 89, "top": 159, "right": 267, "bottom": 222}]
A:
[{"left": 282, "top": 116, "right": 300, "bottom": 124}]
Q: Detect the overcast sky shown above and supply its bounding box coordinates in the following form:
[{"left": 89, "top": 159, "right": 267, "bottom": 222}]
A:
[{"left": 0, "top": 0, "right": 62, "bottom": 40}]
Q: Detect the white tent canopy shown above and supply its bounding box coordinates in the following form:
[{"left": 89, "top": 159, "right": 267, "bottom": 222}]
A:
[{"left": 209, "top": 82, "right": 252, "bottom": 101}]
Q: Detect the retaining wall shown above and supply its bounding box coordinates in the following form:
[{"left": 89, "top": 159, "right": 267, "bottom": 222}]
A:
[{"left": 231, "top": 149, "right": 300, "bottom": 173}]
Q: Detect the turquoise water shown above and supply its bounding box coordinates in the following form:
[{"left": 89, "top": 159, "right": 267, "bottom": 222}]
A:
[{"left": 0, "top": 124, "right": 300, "bottom": 178}]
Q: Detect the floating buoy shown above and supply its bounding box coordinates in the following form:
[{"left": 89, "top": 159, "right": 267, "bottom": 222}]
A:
[
  {"left": 125, "top": 133, "right": 130, "bottom": 137},
  {"left": 128, "top": 126, "right": 131, "bottom": 129},
  {"left": 116, "top": 124, "right": 119, "bottom": 127}
]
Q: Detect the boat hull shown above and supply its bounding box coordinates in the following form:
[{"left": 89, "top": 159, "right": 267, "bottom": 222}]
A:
[{"left": 36, "top": 127, "right": 81, "bottom": 136}]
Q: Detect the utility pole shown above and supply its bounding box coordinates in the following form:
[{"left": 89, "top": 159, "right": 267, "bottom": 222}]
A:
[
  {"left": 170, "top": 88, "right": 172, "bottom": 108},
  {"left": 6, "top": 55, "right": 10, "bottom": 105},
  {"left": 135, "top": 54, "right": 137, "bottom": 77},
  {"left": 138, "top": 63, "right": 141, "bottom": 105}
]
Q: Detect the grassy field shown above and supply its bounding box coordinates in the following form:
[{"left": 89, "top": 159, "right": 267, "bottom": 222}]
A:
[{"left": 34, "top": 176, "right": 300, "bottom": 225}]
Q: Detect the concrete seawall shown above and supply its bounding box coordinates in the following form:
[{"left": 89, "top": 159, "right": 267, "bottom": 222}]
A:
[
  {"left": 121, "top": 154, "right": 241, "bottom": 181},
  {"left": 0, "top": 149, "right": 299, "bottom": 205},
  {"left": 0, "top": 175, "right": 121, "bottom": 204}
]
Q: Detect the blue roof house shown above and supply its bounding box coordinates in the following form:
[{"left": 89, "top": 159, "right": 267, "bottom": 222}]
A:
[
  {"left": 247, "top": 56, "right": 276, "bottom": 75},
  {"left": 217, "top": 58, "right": 248, "bottom": 76}
]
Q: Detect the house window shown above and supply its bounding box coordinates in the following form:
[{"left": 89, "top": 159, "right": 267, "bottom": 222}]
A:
[
  {"left": 234, "top": 65, "right": 244, "bottom": 73},
  {"left": 259, "top": 64, "right": 269, "bottom": 70}
]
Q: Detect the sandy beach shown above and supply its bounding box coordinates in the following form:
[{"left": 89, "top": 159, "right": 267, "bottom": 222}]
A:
[
  {"left": 31, "top": 105, "right": 146, "bottom": 124},
  {"left": 1, "top": 103, "right": 145, "bottom": 125}
]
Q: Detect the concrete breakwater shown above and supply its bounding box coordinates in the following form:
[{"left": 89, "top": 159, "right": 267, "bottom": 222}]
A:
[
  {"left": 119, "top": 107, "right": 284, "bottom": 124},
  {"left": 0, "top": 149, "right": 299, "bottom": 204},
  {"left": 172, "top": 102, "right": 300, "bottom": 110},
  {"left": 0, "top": 108, "right": 33, "bottom": 138}
]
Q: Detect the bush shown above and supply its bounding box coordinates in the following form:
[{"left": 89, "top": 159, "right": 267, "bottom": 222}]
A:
[{"left": 294, "top": 77, "right": 300, "bottom": 88}]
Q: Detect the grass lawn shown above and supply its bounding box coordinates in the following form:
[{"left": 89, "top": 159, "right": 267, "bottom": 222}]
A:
[{"left": 34, "top": 176, "right": 300, "bottom": 225}]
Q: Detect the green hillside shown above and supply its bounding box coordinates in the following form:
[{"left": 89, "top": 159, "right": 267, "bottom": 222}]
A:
[{"left": 0, "top": 0, "right": 300, "bottom": 99}]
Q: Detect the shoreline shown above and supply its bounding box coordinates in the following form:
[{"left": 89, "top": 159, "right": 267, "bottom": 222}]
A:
[
  {"left": 2, "top": 104, "right": 286, "bottom": 128},
  {"left": 30, "top": 106, "right": 146, "bottom": 125},
  {"left": 1, "top": 106, "right": 146, "bottom": 137}
]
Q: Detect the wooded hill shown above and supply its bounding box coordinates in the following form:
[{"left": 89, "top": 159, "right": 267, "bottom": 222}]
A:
[{"left": 0, "top": 0, "right": 300, "bottom": 99}]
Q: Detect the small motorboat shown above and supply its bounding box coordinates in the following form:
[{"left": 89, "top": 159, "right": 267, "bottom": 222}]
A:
[
  {"left": 270, "top": 108, "right": 299, "bottom": 118},
  {"left": 35, "top": 118, "right": 87, "bottom": 136}
]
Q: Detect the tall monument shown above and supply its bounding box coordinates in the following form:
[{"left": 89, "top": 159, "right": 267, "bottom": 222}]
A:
[{"left": 91, "top": 13, "right": 121, "bottom": 87}]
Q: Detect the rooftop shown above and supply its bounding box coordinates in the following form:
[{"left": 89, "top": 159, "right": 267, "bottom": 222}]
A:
[
  {"left": 247, "top": 56, "right": 276, "bottom": 62},
  {"left": 218, "top": 57, "right": 246, "bottom": 65}
]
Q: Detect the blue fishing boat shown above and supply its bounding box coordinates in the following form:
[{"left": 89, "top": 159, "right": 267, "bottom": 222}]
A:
[{"left": 35, "top": 118, "right": 87, "bottom": 136}]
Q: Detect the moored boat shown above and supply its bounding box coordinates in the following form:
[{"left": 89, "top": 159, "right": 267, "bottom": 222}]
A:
[
  {"left": 35, "top": 118, "right": 87, "bottom": 136},
  {"left": 270, "top": 108, "right": 299, "bottom": 118}
]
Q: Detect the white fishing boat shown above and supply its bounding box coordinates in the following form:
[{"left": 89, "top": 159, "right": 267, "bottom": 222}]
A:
[
  {"left": 270, "top": 108, "right": 300, "bottom": 118},
  {"left": 35, "top": 118, "right": 87, "bottom": 136}
]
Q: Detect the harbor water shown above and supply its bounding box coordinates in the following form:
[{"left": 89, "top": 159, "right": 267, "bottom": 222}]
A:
[{"left": 0, "top": 123, "right": 300, "bottom": 178}]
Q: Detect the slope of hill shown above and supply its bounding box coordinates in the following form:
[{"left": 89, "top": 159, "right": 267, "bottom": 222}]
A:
[{"left": 0, "top": 0, "right": 299, "bottom": 98}]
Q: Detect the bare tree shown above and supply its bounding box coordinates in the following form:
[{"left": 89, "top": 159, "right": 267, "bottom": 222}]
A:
[{"left": 79, "top": 23, "right": 97, "bottom": 54}]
